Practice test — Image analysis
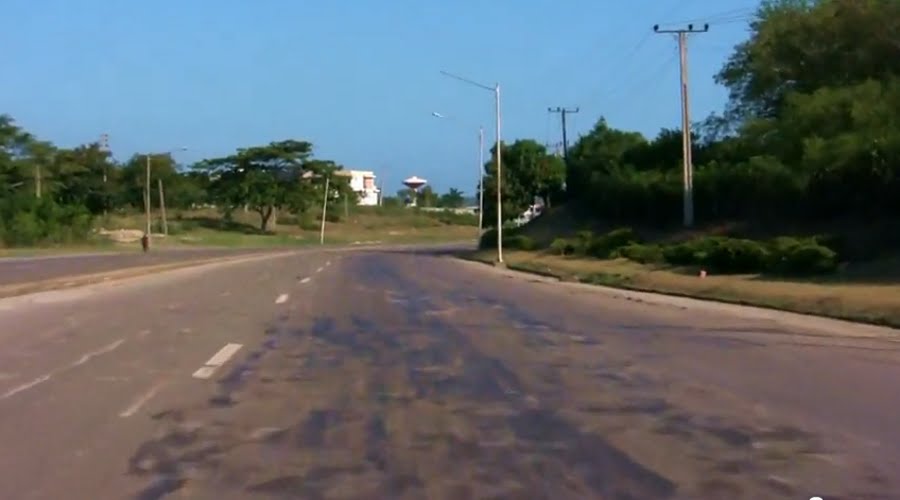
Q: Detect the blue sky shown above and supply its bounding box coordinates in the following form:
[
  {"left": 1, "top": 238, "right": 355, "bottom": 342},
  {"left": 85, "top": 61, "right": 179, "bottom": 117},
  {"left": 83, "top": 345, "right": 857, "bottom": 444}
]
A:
[{"left": 1, "top": 0, "right": 756, "bottom": 195}]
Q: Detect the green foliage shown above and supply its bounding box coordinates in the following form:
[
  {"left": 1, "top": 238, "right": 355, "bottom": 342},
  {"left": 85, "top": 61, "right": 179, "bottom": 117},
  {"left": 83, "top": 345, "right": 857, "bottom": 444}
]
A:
[
  {"left": 769, "top": 237, "right": 839, "bottom": 275},
  {"left": 479, "top": 228, "right": 498, "bottom": 249},
  {"left": 0, "top": 195, "right": 93, "bottom": 246},
  {"left": 504, "top": 234, "right": 537, "bottom": 251},
  {"left": 438, "top": 188, "right": 466, "bottom": 208},
  {"left": 481, "top": 139, "right": 565, "bottom": 227},
  {"left": 478, "top": 228, "right": 536, "bottom": 251},
  {"left": 586, "top": 228, "right": 641, "bottom": 258},
  {"left": 560, "top": 0, "right": 900, "bottom": 237},
  {"left": 657, "top": 235, "right": 837, "bottom": 275},
  {"left": 662, "top": 237, "right": 769, "bottom": 273},
  {"left": 615, "top": 244, "right": 665, "bottom": 264}
]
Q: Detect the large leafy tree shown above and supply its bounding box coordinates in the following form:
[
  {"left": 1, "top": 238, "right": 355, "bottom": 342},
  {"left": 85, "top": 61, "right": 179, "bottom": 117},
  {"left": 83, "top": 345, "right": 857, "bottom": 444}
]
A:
[
  {"left": 481, "top": 139, "right": 565, "bottom": 226},
  {"left": 200, "top": 140, "right": 313, "bottom": 231}
]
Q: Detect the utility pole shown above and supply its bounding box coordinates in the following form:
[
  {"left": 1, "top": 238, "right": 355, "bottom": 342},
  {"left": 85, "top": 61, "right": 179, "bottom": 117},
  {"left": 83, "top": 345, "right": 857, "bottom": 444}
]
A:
[
  {"left": 547, "top": 107, "right": 579, "bottom": 165},
  {"left": 158, "top": 179, "right": 168, "bottom": 236},
  {"left": 654, "top": 23, "right": 708, "bottom": 227},
  {"left": 319, "top": 176, "right": 330, "bottom": 245},
  {"left": 100, "top": 134, "right": 109, "bottom": 217},
  {"left": 145, "top": 154, "right": 152, "bottom": 240}
]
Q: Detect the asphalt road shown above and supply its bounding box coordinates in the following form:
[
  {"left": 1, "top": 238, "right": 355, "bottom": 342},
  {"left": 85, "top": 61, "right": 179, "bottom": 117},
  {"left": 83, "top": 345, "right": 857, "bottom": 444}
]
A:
[
  {"left": 0, "top": 247, "right": 898, "bottom": 499},
  {"left": 0, "top": 248, "right": 275, "bottom": 286}
]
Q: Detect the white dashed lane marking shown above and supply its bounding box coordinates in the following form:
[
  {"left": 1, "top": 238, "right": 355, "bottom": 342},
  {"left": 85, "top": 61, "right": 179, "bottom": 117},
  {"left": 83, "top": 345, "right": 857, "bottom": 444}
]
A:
[
  {"left": 119, "top": 381, "right": 167, "bottom": 417},
  {"left": 300, "top": 277, "right": 311, "bottom": 284},
  {"left": 275, "top": 293, "right": 289, "bottom": 304},
  {"left": 192, "top": 343, "right": 243, "bottom": 380},
  {"left": 0, "top": 338, "right": 126, "bottom": 401}
]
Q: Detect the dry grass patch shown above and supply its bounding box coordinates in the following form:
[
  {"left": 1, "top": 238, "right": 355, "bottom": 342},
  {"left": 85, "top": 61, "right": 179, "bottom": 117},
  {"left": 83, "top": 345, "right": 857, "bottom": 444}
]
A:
[{"left": 465, "top": 250, "right": 900, "bottom": 328}]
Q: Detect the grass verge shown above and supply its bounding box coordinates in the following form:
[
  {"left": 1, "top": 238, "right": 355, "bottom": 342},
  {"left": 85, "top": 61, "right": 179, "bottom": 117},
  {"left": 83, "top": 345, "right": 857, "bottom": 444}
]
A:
[
  {"left": 461, "top": 250, "right": 900, "bottom": 328},
  {"left": 2, "top": 207, "right": 479, "bottom": 254}
]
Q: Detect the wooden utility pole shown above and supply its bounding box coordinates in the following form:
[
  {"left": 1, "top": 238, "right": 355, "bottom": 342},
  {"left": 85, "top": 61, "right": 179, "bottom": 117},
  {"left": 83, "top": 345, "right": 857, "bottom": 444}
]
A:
[
  {"left": 100, "top": 134, "right": 109, "bottom": 217},
  {"left": 654, "top": 23, "right": 708, "bottom": 227},
  {"left": 158, "top": 179, "right": 168, "bottom": 236},
  {"left": 547, "top": 107, "right": 579, "bottom": 165}
]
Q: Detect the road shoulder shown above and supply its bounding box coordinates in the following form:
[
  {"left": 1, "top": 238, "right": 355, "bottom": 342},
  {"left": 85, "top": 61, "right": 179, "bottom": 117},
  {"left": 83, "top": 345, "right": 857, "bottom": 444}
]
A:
[{"left": 454, "top": 251, "right": 900, "bottom": 340}]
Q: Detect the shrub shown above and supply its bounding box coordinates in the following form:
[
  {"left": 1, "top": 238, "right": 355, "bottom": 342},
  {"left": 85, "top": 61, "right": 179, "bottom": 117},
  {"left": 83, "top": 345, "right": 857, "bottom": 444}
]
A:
[
  {"left": 662, "top": 236, "right": 769, "bottom": 273},
  {"left": 549, "top": 237, "right": 576, "bottom": 255},
  {"left": 705, "top": 238, "right": 770, "bottom": 273},
  {"left": 615, "top": 243, "right": 665, "bottom": 264},
  {"left": 549, "top": 237, "right": 588, "bottom": 256},
  {"left": 479, "top": 228, "right": 498, "bottom": 249},
  {"left": 586, "top": 227, "right": 640, "bottom": 258},
  {"left": 0, "top": 196, "right": 93, "bottom": 247},
  {"left": 769, "top": 238, "right": 838, "bottom": 275},
  {"left": 662, "top": 242, "right": 696, "bottom": 265},
  {"left": 504, "top": 234, "right": 537, "bottom": 250}
]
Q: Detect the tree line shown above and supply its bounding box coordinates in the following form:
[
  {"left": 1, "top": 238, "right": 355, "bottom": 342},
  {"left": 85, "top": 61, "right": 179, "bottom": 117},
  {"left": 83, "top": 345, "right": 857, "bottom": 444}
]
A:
[
  {"left": 479, "top": 0, "right": 899, "bottom": 248},
  {"left": 0, "top": 121, "right": 476, "bottom": 246},
  {"left": 4, "top": 0, "right": 896, "bottom": 249}
]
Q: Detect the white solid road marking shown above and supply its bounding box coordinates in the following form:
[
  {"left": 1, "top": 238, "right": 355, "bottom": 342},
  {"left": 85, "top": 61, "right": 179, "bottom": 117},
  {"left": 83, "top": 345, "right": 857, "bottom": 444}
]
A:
[
  {"left": 300, "top": 277, "right": 311, "bottom": 284},
  {"left": 192, "top": 343, "right": 243, "bottom": 380},
  {"left": 275, "top": 293, "right": 289, "bottom": 304},
  {"left": 0, "top": 338, "right": 126, "bottom": 401},
  {"left": 119, "top": 381, "right": 166, "bottom": 417}
]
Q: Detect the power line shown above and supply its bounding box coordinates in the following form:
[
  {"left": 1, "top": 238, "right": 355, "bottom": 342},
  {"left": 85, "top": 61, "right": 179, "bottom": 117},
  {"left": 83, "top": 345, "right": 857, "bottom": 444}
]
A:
[
  {"left": 547, "top": 107, "right": 579, "bottom": 164},
  {"left": 658, "top": 6, "right": 755, "bottom": 27},
  {"left": 653, "top": 23, "right": 709, "bottom": 228}
]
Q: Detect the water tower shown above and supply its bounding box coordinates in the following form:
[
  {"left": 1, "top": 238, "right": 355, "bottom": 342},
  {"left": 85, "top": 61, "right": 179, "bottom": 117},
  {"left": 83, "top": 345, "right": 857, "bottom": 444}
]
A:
[{"left": 402, "top": 176, "right": 427, "bottom": 207}]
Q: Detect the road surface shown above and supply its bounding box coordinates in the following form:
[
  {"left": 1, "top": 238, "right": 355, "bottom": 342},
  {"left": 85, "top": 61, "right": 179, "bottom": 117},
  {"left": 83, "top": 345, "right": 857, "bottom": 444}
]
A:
[
  {"left": 0, "top": 247, "right": 897, "bottom": 499},
  {"left": 0, "top": 248, "right": 276, "bottom": 286}
]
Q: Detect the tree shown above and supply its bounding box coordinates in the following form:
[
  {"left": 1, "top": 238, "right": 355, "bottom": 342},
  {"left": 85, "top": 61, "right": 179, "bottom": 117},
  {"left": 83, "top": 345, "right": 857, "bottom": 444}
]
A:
[
  {"left": 439, "top": 188, "right": 465, "bottom": 208},
  {"left": 200, "top": 140, "right": 312, "bottom": 231},
  {"left": 481, "top": 139, "right": 564, "bottom": 227},
  {"left": 418, "top": 185, "right": 438, "bottom": 207}
]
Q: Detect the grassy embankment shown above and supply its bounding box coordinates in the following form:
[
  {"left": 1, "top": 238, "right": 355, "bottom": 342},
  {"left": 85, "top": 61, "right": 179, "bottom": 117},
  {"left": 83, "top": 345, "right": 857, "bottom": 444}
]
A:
[
  {"left": 0, "top": 206, "right": 479, "bottom": 256},
  {"left": 466, "top": 207, "right": 900, "bottom": 328}
]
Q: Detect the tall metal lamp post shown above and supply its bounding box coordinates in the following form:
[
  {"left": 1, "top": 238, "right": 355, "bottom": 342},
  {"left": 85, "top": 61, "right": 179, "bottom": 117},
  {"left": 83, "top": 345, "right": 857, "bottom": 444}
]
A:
[
  {"left": 439, "top": 70, "right": 503, "bottom": 263},
  {"left": 430, "top": 111, "right": 484, "bottom": 234}
]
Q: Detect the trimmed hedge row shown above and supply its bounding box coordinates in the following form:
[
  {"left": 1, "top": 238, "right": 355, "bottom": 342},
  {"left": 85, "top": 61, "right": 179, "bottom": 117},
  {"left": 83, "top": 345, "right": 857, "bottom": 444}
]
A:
[{"left": 547, "top": 228, "right": 839, "bottom": 276}]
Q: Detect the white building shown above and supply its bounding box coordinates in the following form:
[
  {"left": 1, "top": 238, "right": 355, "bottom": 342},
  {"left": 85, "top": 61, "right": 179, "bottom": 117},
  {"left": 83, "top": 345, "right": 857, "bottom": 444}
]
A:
[{"left": 334, "top": 169, "right": 380, "bottom": 206}]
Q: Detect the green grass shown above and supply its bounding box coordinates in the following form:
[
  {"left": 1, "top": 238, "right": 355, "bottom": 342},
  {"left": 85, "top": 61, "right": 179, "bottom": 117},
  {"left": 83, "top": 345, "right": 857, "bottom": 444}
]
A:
[{"left": 1, "top": 206, "right": 479, "bottom": 254}]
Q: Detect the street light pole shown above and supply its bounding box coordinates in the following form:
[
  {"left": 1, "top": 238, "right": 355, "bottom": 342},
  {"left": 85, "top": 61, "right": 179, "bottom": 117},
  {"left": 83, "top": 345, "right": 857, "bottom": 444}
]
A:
[
  {"left": 478, "top": 126, "right": 484, "bottom": 233},
  {"left": 430, "top": 111, "right": 485, "bottom": 234},
  {"left": 438, "top": 70, "right": 504, "bottom": 263},
  {"left": 494, "top": 83, "right": 503, "bottom": 263}
]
